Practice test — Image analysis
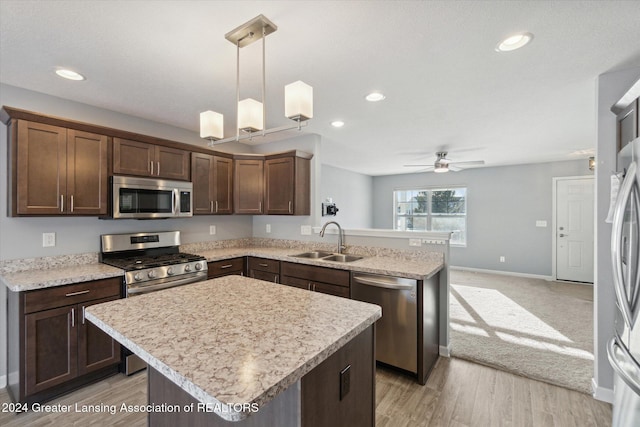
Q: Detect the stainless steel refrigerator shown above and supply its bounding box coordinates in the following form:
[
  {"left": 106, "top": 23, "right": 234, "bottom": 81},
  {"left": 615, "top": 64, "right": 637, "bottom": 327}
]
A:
[{"left": 610, "top": 137, "right": 640, "bottom": 426}]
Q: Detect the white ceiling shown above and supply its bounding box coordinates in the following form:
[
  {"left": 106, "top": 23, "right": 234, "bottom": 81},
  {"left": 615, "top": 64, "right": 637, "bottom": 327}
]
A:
[{"left": 1, "top": 1, "right": 639, "bottom": 176}]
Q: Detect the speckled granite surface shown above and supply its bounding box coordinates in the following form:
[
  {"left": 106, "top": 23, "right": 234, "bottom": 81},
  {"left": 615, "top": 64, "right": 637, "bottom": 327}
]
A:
[
  {"left": 1, "top": 237, "right": 444, "bottom": 291},
  {"left": 85, "top": 276, "right": 381, "bottom": 422},
  {"left": 0, "top": 263, "right": 124, "bottom": 292}
]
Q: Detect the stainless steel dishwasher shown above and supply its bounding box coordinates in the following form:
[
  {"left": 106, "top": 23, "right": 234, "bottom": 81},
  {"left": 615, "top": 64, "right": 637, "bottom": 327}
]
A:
[{"left": 352, "top": 272, "right": 418, "bottom": 373}]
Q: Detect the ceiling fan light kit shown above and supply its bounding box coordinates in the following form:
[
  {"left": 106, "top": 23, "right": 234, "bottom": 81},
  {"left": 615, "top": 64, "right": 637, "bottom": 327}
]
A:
[{"left": 200, "top": 14, "right": 313, "bottom": 145}]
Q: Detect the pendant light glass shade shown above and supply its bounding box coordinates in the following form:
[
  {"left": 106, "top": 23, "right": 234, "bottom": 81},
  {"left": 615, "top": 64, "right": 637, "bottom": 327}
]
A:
[
  {"left": 238, "top": 98, "right": 264, "bottom": 132},
  {"left": 285, "top": 81, "right": 313, "bottom": 121},
  {"left": 200, "top": 110, "right": 224, "bottom": 140}
]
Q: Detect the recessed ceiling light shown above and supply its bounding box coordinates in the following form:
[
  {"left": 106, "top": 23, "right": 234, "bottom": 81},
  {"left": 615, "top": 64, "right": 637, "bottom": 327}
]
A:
[
  {"left": 55, "top": 69, "right": 86, "bottom": 81},
  {"left": 331, "top": 120, "right": 345, "bottom": 128},
  {"left": 495, "top": 32, "right": 533, "bottom": 52},
  {"left": 365, "top": 92, "right": 385, "bottom": 102}
]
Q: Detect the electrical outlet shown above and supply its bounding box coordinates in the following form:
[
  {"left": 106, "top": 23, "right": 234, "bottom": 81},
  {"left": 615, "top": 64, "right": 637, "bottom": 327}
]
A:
[
  {"left": 500, "top": 256, "right": 505, "bottom": 263},
  {"left": 536, "top": 220, "right": 547, "bottom": 227},
  {"left": 409, "top": 238, "right": 422, "bottom": 247},
  {"left": 301, "top": 225, "right": 312, "bottom": 235},
  {"left": 42, "top": 232, "right": 56, "bottom": 247},
  {"left": 266, "top": 224, "right": 271, "bottom": 233},
  {"left": 209, "top": 225, "right": 216, "bottom": 235}
]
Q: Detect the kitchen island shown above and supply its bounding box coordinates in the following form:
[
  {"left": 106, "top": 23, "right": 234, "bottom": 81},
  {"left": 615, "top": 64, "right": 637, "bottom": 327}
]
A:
[{"left": 84, "top": 275, "right": 382, "bottom": 426}]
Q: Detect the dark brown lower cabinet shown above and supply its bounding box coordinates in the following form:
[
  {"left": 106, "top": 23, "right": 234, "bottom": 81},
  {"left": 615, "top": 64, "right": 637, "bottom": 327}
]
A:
[
  {"left": 208, "top": 258, "right": 245, "bottom": 278},
  {"left": 247, "top": 257, "right": 280, "bottom": 283},
  {"left": 147, "top": 325, "right": 375, "bottom": 427},
  {"left": 281, "top": 261, "right": 350, "bottom": 298},
  {"left": 8, "top": 277, "right": 122, "bottom": 404}
]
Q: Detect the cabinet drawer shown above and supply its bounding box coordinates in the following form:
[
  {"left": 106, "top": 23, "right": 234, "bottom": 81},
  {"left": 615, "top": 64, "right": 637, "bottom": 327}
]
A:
[
  {"left": 281, "top": 262, "right": 350, "bottom": 287},
  {"left": 250, "top": 270, "right": 280, "bottom": 283},
  {"left": 24, "top": 277, "right": 122, "bottom": 314},
  {"left": 248, "top": 257, "right": 280, "bottom": 274},
  {"left": 208, "top": 258, "right": 245, "bottom": 278},
  {"left": 281, "top": 275, "right": 312, "bottom": 291}
]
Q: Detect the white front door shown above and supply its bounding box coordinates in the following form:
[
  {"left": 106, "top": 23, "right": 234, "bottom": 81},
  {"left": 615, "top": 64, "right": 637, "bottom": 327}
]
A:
[{"left": 555, "top": 177, "right": 594, "bottom": 283}]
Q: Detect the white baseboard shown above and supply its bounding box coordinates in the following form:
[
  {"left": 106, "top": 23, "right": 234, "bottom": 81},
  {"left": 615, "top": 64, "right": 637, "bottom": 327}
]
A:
[
  {"left": 451, "top": 265, "right": 553, "bottom": 281},
  {"left": 592, "top": 377, "right": 614, "bottom": 403},
  {"left": 439, "top": 345, "right": 451, "bottom": 357}
]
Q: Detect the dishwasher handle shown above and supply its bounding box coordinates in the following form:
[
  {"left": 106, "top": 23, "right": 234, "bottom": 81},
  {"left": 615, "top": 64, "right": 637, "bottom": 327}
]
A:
[{"left": 353, "top": 276, "right": 414, "bottom": 290}]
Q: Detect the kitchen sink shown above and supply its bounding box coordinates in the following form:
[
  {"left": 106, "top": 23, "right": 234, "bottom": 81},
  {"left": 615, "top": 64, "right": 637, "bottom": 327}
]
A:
[
  {"left": 290, "top": 251, "right": 364, "bottom": 263},
  {"left": 321, "top": 254, "right": 363, "bottom": 263},
  {"left": 291, "top": 251, "right": 334, "bottom": 259}
]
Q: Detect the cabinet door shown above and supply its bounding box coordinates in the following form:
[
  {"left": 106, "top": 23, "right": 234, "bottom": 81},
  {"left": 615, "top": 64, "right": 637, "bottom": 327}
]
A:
[
  {"left": 78, "top": 297, "right": 121, "bottom": 375},
  {"left": 113, "top": 138, "right": 154, "bottom": 177},
  {"left": 66, "top": 130, "right": 108, "bottom": 215},
  {"left": 265, "top": 157, "right": 294, "bottom": 215},
  {"left": 207, "top": 258, "right": 245, "bottom": 279},
  {"left": 25, "top": 306, "right": 78, "bottom": 395},
  {"left": 15, "top": 120, "right": 67, "bottom": 214},
  {"left": 234, "top": 159, "right": 264, "bottom": 214},
  {"left": 313, "top": 282, "right": 350, "bottom": 298},
  {"left": 213, "top": 156, "right": 233, "bottom": 214},
  {"left": 250, "top": 270, "right": 280, "bottom": 283},
  {"left": 618, "top": 99, "right": 638, "bottom": 151},
  {"left": 155, "top": 145, "right": 190, "bottom": 181},
  {"left": 191, "top": 153, "right": 215, "bottom": 214}
]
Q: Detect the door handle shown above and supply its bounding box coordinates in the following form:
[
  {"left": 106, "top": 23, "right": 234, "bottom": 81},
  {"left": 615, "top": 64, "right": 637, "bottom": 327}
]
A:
[
  {"left": 559, "top": 234, "right": 568, "bottom": 237},
  {"left": 607, "top": 334, "right": 640, "bottom": 395}
]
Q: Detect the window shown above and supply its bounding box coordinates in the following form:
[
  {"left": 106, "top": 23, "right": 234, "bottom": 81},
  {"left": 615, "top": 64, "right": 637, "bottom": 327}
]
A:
[{"left": 394, "top": 187, "right": 467, "bottom": 245}]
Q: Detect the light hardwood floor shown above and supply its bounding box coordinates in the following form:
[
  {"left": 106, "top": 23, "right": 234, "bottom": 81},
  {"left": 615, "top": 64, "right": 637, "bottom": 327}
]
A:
[{"left": 0, "top": 357, "right": 611, "bottom": 426}]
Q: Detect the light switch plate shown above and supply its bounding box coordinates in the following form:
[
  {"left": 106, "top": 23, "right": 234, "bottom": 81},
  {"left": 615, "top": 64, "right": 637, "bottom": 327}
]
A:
[
  {"left": 300, "top": 225, "right": 312, "bottom": 235},
  {"left": 42, "top": 232, "right": 56, "bottom": 247},
  {"left": 209, "top": 225, "right": 216, "bottom": 235},
  {"left": 266, "top": 224, "right": 271, "bottom": 233},
  {"left": 536, "top": 220, "right": 547, "bottom": 227}
]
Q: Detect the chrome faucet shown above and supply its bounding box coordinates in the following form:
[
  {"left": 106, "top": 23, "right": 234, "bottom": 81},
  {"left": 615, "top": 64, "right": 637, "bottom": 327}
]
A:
[{"left": 320, "top": 221, "right": 345, "bottom": 254}]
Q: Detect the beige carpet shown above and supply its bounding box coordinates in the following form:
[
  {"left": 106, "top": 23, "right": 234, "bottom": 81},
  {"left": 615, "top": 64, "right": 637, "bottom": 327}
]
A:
[{"left": 449, "top": 269, "right": 594, "bottom": 394}]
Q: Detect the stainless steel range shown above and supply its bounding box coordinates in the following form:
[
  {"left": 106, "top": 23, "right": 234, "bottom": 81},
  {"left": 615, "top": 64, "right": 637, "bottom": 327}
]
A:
[
  {"left": 99, "top": 231, "right": 207, "bottom": 374},
  {"left": 100, "top": 231, "right": 207, "bottom": 296}
]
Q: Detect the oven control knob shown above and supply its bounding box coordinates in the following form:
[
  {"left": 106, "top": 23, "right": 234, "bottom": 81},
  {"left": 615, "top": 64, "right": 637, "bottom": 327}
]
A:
[
  {"left": 185, "top": 264, "right": 192, "bottom": 272},
  {"left": 167, "top": 267, "right": 174, "bottom": 276},
  {"left": 134, "top": 273, "right": 143, "bottom": 281},
  {"left": 148, "top": 270, "right": 157, "bottom": 279},
  {"left": 195, "top": 262, "right": 203, "bottom": 271}
]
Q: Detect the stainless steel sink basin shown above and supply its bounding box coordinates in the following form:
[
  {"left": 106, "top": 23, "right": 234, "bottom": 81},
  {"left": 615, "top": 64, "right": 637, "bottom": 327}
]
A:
[
  {"left": 320, "top": 254, "right": 363, "bottom": 263},
  {"left": 290, "top": 251, "right": 364, "bottom": 263},
  {"left": 291, "top": 251, "right": 334, "bottom": 259}
]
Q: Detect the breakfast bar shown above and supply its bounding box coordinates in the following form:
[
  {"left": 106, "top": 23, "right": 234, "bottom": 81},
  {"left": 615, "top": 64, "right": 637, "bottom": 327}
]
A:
[{"left": 84, "top": 275, "right": 382, "bottom": 426}]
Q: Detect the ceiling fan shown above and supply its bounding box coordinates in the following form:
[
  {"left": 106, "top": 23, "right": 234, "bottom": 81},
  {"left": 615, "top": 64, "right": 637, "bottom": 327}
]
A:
[{"left": 404, "top": 152, "right": 485, "bottom": 173}]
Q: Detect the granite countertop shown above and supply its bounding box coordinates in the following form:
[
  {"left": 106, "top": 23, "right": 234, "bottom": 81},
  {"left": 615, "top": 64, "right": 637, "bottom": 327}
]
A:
[
  {"left": 0, "top": 263, "right": 124, "bottom": 292},
  {"left": 85, "top": 276, "right": 382, "bottom": 422},
  {"left": 195, "top": 246, "right": 443, "bottom": 280},
  {"left": 0, "top": 242, "right": 443, "bottom": 292}
]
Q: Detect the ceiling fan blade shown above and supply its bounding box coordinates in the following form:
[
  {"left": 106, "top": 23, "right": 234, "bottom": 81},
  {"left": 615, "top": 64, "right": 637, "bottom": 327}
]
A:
[
  {"left": 449, "top": 160, "right": 485, "bottom": 166},
  {"left": 448, "top": 165, "right": 463, "bottom": 172},
  {"left": 403, "top": 164, "right": 432, "bottom": 167}
]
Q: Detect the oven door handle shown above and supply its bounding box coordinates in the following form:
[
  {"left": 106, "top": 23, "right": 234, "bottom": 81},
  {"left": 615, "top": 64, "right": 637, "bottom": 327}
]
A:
[{"left": 128, "top": 274, "right": 206, "bottom": 296}]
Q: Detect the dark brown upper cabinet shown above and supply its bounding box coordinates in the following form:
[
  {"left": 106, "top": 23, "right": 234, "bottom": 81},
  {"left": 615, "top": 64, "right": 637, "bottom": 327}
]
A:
[
  {"left": 234, "top": 155, "right": 265, "bottom": 214},
  {"left": 10, "top": 120, "right": 108, "bottom": 216},
  {"left": 191, "top": 152, "right": 233, "bottom": 215},
  {"left": 113, "top": 137, "right": 190, "bottom": 181},
  {"left": 265, "top": 151, "right": 311, "bottom": 215}
]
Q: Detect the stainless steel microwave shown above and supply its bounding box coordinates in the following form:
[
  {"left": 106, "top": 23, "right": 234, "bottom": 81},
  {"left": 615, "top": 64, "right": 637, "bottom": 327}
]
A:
[{"left": 110, "top": 176, "right": 192, "bottom": 219}]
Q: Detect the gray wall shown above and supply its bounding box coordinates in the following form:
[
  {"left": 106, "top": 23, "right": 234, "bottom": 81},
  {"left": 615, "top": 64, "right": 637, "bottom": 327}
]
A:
[
  {"left": 372, "top": 160, "right": 593, "bottom": 276},
  {"left": 593, "top": 67, "right": 640, "bottom": 399},
  {"left": 320, "top": 164, "right": 373, "bottom": 229}
]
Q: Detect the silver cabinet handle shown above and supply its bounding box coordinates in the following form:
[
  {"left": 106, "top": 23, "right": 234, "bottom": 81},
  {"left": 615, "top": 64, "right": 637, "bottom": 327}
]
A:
[
  {"left": 70, "top": 195, "right": 74, "bottom": 212},
  {"left": 259, "top": 201, "right": 262, "bottom": 212},
  {"left": 220, "top": 264, "right": 233, "bottom": 269},
  {"left": 60, "top": 195, "right": 64, "bottom": 212},
  {"left": 210, "top": 201, "right": 214, "bottom": 213},
  {"left": 313, "top": 283, "right": 316, "bottom": 291},
  {"left": 307, "top": 282, "right": 311, "bottom": 291},
  {"left": 288, "top": 201, "right": 292, "bottom": 213},
  {"left": 82, "top": 306, "right": 86, "bottom": 325},
  {"left": 157, "top": 161, "right": 160, "bottom": 176},
  {"left": 215, "top": 200, "right": 219, "bottom": 213},
  {"left": 150, "top": 161, "right": 154, "bottom": 175},
  {"left": 259, "top": 263, "right": 269, "bottom": 267},
  {"left": 65, "top": 290, "right": 90, "bottom": 297},
  {"left": 274, "top": 275, "right": 279, "bottom": 283},
  {"left": 71, "top": 308, "right": 75, "bottom": 327}
]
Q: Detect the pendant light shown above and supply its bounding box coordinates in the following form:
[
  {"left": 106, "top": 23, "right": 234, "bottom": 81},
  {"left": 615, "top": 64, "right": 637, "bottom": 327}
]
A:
[{"left": 200, "top": 15, "right": 313, "bottom": 145}]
